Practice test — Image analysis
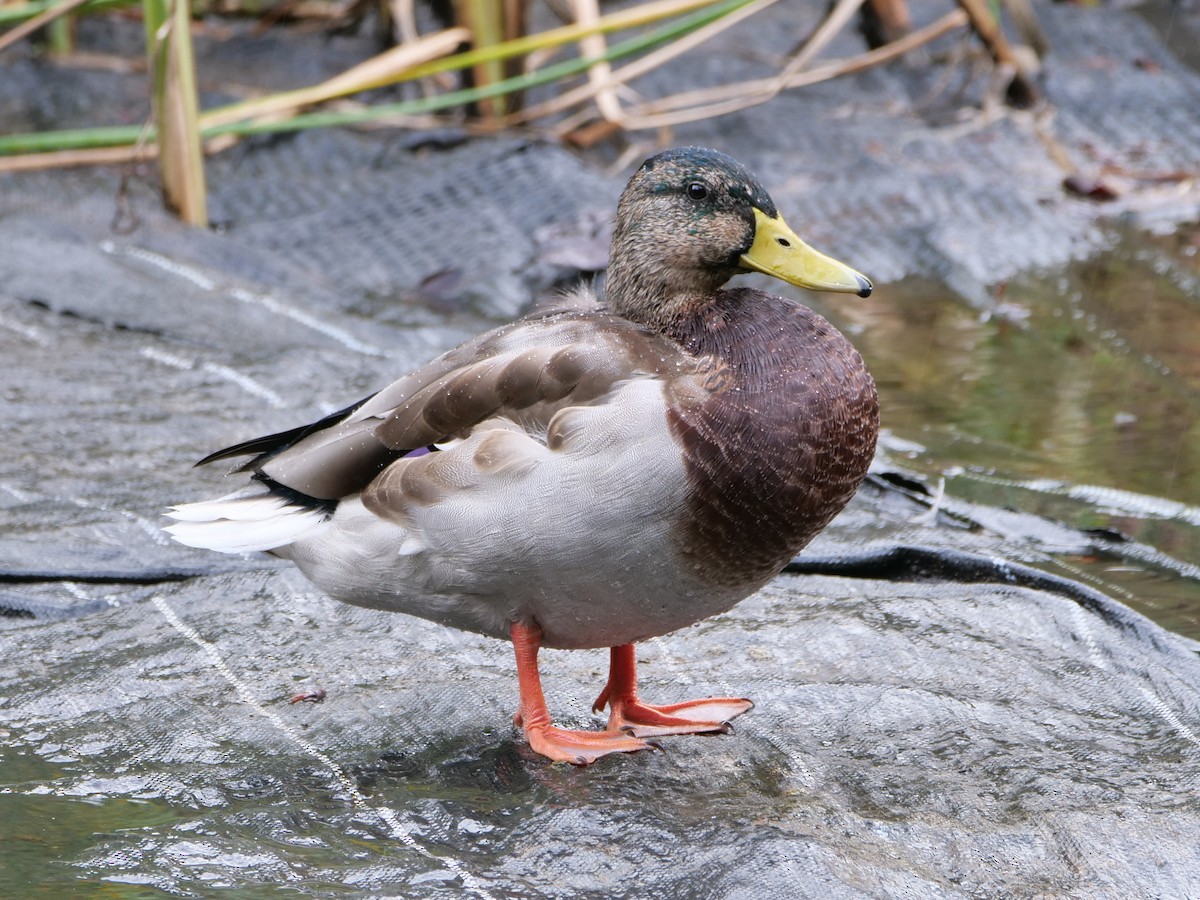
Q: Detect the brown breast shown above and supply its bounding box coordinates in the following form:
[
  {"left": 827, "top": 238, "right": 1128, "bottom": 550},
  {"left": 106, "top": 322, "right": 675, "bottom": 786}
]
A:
[{"left": 664, "top": 287, "right": 878, "bottom": 588}]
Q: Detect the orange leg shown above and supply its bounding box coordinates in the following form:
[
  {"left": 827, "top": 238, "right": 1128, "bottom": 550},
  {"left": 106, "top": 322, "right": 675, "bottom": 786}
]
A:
[
  {"left": 592, "top": 644, "right": 753, "bottom": 738},
  {"left": 511, "top": 622, "right": 656, "bottom": 765}
]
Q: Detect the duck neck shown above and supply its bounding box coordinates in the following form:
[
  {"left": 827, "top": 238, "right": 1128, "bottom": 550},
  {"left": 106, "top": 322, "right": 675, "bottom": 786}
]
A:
[{"left": 604, "top": 224, "right": 736, "bottom": 333}]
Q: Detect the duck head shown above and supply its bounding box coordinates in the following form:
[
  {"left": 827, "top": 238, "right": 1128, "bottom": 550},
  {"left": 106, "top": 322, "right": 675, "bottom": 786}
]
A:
[{"left": 605, "top": 147, "right": 871, "bottom": 327}]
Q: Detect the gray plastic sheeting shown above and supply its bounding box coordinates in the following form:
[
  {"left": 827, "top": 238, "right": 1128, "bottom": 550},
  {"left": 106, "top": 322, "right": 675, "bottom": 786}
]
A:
[
  {"left": 5, "top": 558, "right": 1200, "bottom": 896},
  {"left": 4, "top": 157, "right": 1200, "bottom": 896},
  {"left": 3, "top": 1, "right": 1200, "bottom": 896}
]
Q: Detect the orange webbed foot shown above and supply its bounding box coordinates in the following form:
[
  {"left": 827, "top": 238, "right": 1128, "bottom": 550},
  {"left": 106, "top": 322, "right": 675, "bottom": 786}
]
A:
[
  {"left": 523, "top": 722, "right": 661, "bottom": 766},
  {"left": 511, "top": 622, "right": 662, "bottom": 765},
  {"left": 599, "top": 696, "right": 754, "bottom": 738},
  {"left": 592, "top": 645, "right": 753, "bottom": 738}
]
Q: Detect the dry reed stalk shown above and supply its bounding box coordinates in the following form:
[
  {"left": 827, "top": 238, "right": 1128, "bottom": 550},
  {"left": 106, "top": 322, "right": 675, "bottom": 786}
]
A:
[
  {"left": 392, "top": 0, "right": 459, "bottom": 96},
  {"left": 955, "top": 0, "right": 1038, "bottom": 105},
  {"left": 145, "top": 0, "right": 207, "bottom": 226},
  {"left": 200, "top": 26, "right": 469, "bottom": 129},
  {"left": 0, "top": 145, "right": 159, "bottom": 171},
  {"left": 0, "top": 112, "right": 456, "bottom": 172},
  {"left": 0, "top": 0, "right": 93, "bottom": 54},
  {"left": 454, "top": 0, "right": 506, "bottom": 119},
  {"left": 784, "top": 0, "right": 866, "bottom": 77},
  {"left": 0, "top": 0, "right": 742, "bottom": 163},
  {"left": 511, "top": 0, "right": 778, "bottom": 126},
  {"left": 573, "top": 0, "right": 622, "bottom": 123},
  {"left": 615, "top": 7, "right": 969, "bottom": 130}
]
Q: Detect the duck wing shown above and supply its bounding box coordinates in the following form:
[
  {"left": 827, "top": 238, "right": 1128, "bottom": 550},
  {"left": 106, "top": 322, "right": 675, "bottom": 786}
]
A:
[{"left": 198, "top": 306, "right": 696, "bottom": 505}]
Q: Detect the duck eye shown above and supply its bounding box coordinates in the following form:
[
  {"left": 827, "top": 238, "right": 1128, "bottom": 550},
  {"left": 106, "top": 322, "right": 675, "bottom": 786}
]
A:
[{"left": 686, "top": 182, "right": 709, "bottom": 200}]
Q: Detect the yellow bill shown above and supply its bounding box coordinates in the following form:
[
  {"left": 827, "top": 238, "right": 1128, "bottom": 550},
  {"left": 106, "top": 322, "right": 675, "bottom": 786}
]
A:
[{"left": 740, "top": 207, "right": 872, "bottom": 297}]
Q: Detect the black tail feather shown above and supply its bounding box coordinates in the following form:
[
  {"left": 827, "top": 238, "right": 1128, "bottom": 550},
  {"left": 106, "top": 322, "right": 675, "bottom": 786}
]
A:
[{"left": 195, "top": 393, "right": 376, "bottom": 470}]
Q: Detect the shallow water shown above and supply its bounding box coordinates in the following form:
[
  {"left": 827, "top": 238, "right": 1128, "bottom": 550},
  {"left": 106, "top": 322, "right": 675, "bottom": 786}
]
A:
[{"left": 815, "top": 223, "right": 1200, "bottom": 638}]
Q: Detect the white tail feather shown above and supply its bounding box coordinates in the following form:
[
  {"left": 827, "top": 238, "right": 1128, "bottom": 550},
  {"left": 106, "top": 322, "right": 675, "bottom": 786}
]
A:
[{"left": 165, "top": 493, "right": 329, "bottom": 553}]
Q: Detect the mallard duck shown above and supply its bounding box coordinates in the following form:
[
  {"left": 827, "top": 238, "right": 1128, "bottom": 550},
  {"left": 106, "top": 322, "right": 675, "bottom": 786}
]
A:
[{"left": 167, "top": 147, "right": 878, "bottom": 765}]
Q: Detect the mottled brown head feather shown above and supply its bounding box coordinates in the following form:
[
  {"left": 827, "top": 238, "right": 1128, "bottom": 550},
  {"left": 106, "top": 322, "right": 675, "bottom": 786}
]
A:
[{"left": 604, "top": 148, "right": 772, "bottom": 329}]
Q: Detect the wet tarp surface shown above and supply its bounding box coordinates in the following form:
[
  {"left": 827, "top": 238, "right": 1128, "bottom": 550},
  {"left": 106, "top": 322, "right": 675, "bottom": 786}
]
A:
[
  {"left": 7, "top": 559, "right": 1200, "bottom": 897},
  {"left": 3, "top": 1, "right": 1200, "bottom": 896}
]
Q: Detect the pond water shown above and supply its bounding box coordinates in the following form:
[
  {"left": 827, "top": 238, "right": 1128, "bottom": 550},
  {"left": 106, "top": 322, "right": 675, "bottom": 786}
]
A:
[{"left": 816, "top": 223, "right": 1200, "bottom": 638}]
